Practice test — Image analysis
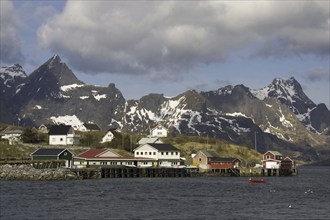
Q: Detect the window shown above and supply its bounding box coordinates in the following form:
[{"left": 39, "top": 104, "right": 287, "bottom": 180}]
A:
[
  {"left": 153, "top": 152, "right": 156, "bottom": 155},
  {"left": 266, "top": 155, "right": 270, "bottom": 159},
  {"left": 64, "top": 152, "right": 67, "bottom": 156},
  {"left": 137, "top": 152, "right": 139, "bottom": 155},
  {"left": 141, "top": 152, "right": 143, "bottom": 155},
  {"left": 171, "top": 152, "right": 174, "bottom": 155},
  {"left": 176, "top": 152, "right": 178, "bottom": 155},
  {"left": 60, "top": 138, "right": 63, "bottom": 141},
  {"left": 199, "top": 158, "right": 202, "bottom": 162},
  {"left": 161, "top": 152, "right": 164, "bottom": 155},
  {"left": 166, "top": 152, "right": 169, "bottom": 155},
  {"left": 149, "top": 152, "right": 152, "bottom": 155}
]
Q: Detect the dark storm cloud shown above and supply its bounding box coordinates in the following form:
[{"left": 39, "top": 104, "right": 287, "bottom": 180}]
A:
[
  {"left": 37, "top": 1, "right": 329, "bottom": 79},
  {"left": 0, "top": 1, "right": 24, "bottom": 64}
]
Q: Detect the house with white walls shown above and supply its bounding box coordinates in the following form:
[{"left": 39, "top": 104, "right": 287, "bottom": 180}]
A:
[
  {"left": 73, "top": 148, "right": 155, "bottom": 168},
  {"left": 1, "top": 130, "right": 23, "bottom": 145},
  {"left": 48, "top": 124, "right": 80, "bottom": 145},
  {"left": 149, "top": 124, "right": 168, "bottom": 137},
  {"left": 134, "top": 143, "right": 181, "bottom": 167},
  {"left": 100, "top": 129, "right": 115, "bottom": 143}
]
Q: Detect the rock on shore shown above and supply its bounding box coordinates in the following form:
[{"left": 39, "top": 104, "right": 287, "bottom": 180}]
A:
[{"left": 0, "top": 164, "right": 80, "bottom": 180}]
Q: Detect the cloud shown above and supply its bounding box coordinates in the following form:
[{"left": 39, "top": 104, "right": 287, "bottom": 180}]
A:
[
  {"left": 0, "top": 1, "right": 24, "bottom": 64},
  {"left": 37, "top": 1, "right": 329, "bottom": 79},
  {"left": 306, "top": 68, "right": 330, "bottom": 82}
]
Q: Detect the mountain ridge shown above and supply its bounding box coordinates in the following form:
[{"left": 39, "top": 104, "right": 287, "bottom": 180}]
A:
[{"left": 1, "top": 55, "right": 329, "bottom": 163}]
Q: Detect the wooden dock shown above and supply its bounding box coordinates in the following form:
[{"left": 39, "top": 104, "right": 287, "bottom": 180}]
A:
[{"left": 101, "top": 167, "right": 199, "bottom": 178}]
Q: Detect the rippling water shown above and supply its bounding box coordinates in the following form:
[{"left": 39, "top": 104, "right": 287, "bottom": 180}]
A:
[{"left": 0, "top": 166, "right": 329, "bottom": 220}]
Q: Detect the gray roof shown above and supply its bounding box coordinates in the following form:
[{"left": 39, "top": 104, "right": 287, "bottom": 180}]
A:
[
  {"left": 32, "top": 148, "right": 68, "bottom": 156},
  {"left": 210, "top": 157, "right": 240, "bottom": 163},
  {"left": 268, "top": 151, "right": 283, "bottom": 156},
  {"left": 83, "top": 123, "right": 101, "bottom": 131},
  {"left": 138, "top": 137, "right": 162, "bottom": 145},
  {"left": 148, "top": 143, "right": 180, "bottom": 151},
  {"left": 200, "top": 150, "right": 219, "bottom": 158},
  {"left": 4, "top": 130, "right": 23, "bottom": 134},
  {"left": 48, "top": 125, "right": 72, "bottom": 135}
]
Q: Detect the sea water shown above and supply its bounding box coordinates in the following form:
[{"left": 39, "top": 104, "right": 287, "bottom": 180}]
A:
[{"left": 0, "top": 166, "right": 329, "bottom": 220}]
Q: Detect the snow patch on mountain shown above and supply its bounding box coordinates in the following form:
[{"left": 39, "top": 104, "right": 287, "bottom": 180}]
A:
[
  {"left": 278, "top": 106, "right": 293, "bottom": 128},
  {"left": 33, "top": 105, "right": 42, "bottom": 110},
  {"left": 91, "top": 90, "right": 106, "bottom": 101},
  {"left": 0, "top": 64, "right": 27, "bottom": 78},
  {"left": 226, "top": 112, "right": 249, "bottom": 118},
  {"left": 60, "top": 83, "right": 85, "bottom": 92},
  {"left": 50, "top": 115, "right": 84, "bottom": 130}
]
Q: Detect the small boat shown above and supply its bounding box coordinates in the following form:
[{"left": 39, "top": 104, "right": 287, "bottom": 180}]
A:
[{"left": 248, "top": 178, "right": 266, "bottom": 183}]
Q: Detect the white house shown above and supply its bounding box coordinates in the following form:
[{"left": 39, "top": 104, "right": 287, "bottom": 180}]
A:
[
  {"left": 1, "top": 130, "right": 23, "bottom": 145},
  {"left": 149, "top": 124, "right": 168, "bottom": 137},
  {"left": 48, "top": 125, "right": 80, "bottom": 145},
  {"left": 73, "top": 148, "right": 155, "bottom": 168},
  {"left": 134, "top": 143, "right": 181, "bottom": 167},
  {"left": 100, "top": 130, "right": 115, "bottom": 143}
]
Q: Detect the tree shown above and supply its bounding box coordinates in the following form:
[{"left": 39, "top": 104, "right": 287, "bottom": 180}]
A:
[{"left": 21, "top": 128, "right": 39, "bottom": 143}]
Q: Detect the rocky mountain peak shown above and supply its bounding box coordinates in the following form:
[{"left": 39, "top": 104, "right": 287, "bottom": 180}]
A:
[
  {"left": 28, "top": 54, "right": 82, "bottom": 87},
  {"left": 0, "top": 64, "right": 27, "bottom": 78}
]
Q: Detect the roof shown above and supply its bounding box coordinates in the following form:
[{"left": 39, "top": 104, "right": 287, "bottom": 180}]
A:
[
  {"left": 83, "top": 123, "right": 100, "bottom": 131},
  {"left": 77, "top": 149, "right": 108, "bottom": 158},
  {"left": 266, "top": 151, "right": 283, "bottom": 156},
  {"left": 147, "top": 143, "right": 179, "bottom": 151},
  {"left": 138, "top": 137, "right": 162, "bottom": 145},
  {"left": 200, "top": 150, "right": 219, "bottom": 158},
  {"left": 48, "top": 125, "right": 72, "bottom": 135},
  {"left": 4, "top": 130, "right": 23, "bottom": 134},
  {"left": 210, "top": 157, "right": 240, "bottom": 163},
  {"left": 31, "top": 148, "right": 68, "bottom": 156}
]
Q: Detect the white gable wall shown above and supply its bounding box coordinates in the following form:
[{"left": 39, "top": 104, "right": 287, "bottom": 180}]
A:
[
  {"left": 99, "top": 150, "right": 120, "bottom": 157},
  {"left": 134, "top": 145, "right": 158, "bottom": 159},
  {"left": 150, "top": 126, "right": 167, "bottom": 137},
  {"left": 101, "top": 131, "right": 114, "bottom": 143}
]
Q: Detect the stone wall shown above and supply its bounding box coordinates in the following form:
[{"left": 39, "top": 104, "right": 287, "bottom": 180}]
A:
[{"left": 0, "top": 164, "right": 80, "bottom": 180}]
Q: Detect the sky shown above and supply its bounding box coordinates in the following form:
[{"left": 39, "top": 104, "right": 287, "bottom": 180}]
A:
[{"left": 1, "top": 0, "right": 329, "bottom": 107}]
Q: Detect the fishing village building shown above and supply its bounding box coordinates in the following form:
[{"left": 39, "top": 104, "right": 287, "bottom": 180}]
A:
[
  {"left": 31, "top": 148, "right": 74, "bottom": 168},
  {"left": 73, "top": 148, "right": 155, "bottom": 168},
  {"left": 149, "top": 124, "right": 168, "bottom": 137},
  {"left": 261, "top": 151, "right": 297, "bottom": 176},
  {"left": 133, "top": 143, "right": 182, "bottom": 167},
  {"left": 48, "top": 124, "right": 80, "bottom": 145},
  {"left": 192, "top": 150, "right": 241, "bottom": 176}
]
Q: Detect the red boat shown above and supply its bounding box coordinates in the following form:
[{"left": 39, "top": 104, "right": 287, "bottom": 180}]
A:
[{"left": 248, "top": 178, "right": 266, "bottom": 183}]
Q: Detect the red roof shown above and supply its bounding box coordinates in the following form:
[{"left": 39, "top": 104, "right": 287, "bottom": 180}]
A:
[{"left": 77, "top": 149, "right": 108, "bottom": 158}]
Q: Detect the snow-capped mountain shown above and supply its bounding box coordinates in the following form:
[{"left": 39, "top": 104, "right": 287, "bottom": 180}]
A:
[
  {"left": 0, "top": 64, "right": 27, "bottom": 92},
  {"left": 251, "top": 77, "right": 329, "bottom": 134},
  {"left": 1, "top": 55, "right": 328, "bottom": 162}
]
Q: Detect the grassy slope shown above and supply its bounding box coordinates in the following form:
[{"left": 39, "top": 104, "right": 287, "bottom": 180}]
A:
[
  {"left": 1, "top": 133, "right": 262, "bottom": 167},
  {"left": 162, "top": 136, "right": 263, "bottom": 167}
]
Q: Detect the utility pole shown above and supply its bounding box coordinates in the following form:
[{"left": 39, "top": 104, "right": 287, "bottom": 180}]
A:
[{"left": 254, "top": 131, "right": 258, "bottom": 152}]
